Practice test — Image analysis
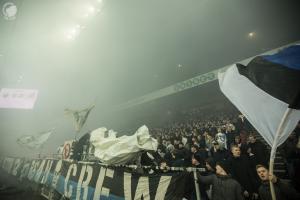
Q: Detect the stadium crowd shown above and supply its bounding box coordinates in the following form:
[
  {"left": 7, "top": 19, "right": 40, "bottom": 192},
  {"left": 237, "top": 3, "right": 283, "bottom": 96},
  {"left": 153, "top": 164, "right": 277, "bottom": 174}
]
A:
[{"left": 147, "top": 107, "right": 300, "bottom": 200}]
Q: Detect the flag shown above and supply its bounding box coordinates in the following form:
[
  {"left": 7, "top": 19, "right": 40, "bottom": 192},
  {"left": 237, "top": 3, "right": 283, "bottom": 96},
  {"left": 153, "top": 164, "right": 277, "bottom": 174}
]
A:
[
  {"left": 218, "top": 44, "right": 300, "bottom": 147},
  {"left": 90, "top": 125, "right": 158, "bottom": 165},
  {"left": 64, "top": 104, "right": 95, "bottom": 132},
  {"left": 17, "top": 130, "right": 52, "bottom": 149}
]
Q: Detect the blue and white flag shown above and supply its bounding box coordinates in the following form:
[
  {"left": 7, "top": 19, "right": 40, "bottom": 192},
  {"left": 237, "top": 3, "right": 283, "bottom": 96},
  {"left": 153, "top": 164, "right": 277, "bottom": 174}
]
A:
[{"left": 218, "top": 44, "right": 300, "bottom": 147}]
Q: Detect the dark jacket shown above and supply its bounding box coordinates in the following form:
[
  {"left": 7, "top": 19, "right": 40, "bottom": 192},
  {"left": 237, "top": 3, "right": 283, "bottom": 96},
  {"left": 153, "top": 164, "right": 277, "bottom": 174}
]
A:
[
  {"left": 210, "top": 148, "right": 228, "bottom": 162},
  {"left": 258, "top": 179, "right": 300, "bottom": 200},
  {"left": 248, "top": 140, "right": 269, "bottom": 166},
  {"left": 198, "top": 174, "right": 244, "bottom": 200},
  {"left": 228, "top": 155, "right": 259, "bottom": 193}
]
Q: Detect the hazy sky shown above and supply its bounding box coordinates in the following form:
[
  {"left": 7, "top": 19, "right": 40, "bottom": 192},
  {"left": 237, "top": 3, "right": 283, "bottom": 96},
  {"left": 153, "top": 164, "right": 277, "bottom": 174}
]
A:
[{"left": 1, "top": 0, "right": 300, "bottom": 157}]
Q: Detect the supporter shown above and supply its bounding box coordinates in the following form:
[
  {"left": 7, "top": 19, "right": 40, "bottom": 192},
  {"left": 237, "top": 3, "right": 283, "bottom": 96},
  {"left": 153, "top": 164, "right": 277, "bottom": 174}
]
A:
[
  {"left": 176, "top": 142, "right": 190, "bottom": 166},
  {"left": 256, "top": 164, "right": 300, "bottom": 200},
  {"left": 140, "top": 151, "right": 158, "bottom": 166},
  {"left": 191, "top": 136, "right": 199, "bottom": 146},
  {"left": 215, "top": 128, "right": 227, "bottom": 150},
  {"left": 173, "top": 138, "right": 181, "bottom": 149},
  {"left": 225, "top": 123, "right": 237, "bottom": 149},
  {"left": 173, "top": 131, "right": 181, "bottom": 141},
  {"left": 246, "top": 147, "right": 258, "bottom": 172},
  {"left": 281, "top": 131, "right": 300, "bottom": 190},
  {"left": 235, "top": 114, "right": 245, "bottom": 133},
  {"left": 192, "top": 153, "right": 206, "bottom": 169},
  {"left": 235, "top": 114, "right": 252, "bottom": 133},
  {"left": 238, "top": 131, "right": 250, "bottom": 155},
  {"left": 228, "top": 145, "right": 259, "bottom": 199},
  {"left": 197, "top": 134, "right": 206, "bottom": 149},
  {"left": 157, "top": 148, "right": 165, "bottom": 159},
  {"left": 197, "top": 160, "right": 244, "bottom": 200},
  {"left": 233, "top": 135, "right": 242, "bottom": 147},
  {"left": 205, "top": 157, "right": 216, "bottom": 174},
  {"left": 191, "top": 144, "right": 199, "bottom": 154},
  {"left": 203, "top": 131, "right": 213, "bottom": 150},
  {"left": 192, "top": 154, "right": 209, "bottom": 200},
  {"left": 198, "top": 143, "right": 209, "bottom": 162},
  {"left": 248, "top": 134, "right": 269, "bottom": 166},
  {"left": 204, "top": 158, "right": 217, "bottom": 199},
  {"left": 157, "top": 137, "right": 166, "bottom": 155},
  {"left": 210, "top": 141, "right": 228, "bottom": 162},
  {"left": 159, "top": 159, "right": 170, "bottom": 173},
  {"left": 164, "top": 144, "right": 176, "bottom": 166},
  {"left": 239, "top": 130, "right": 249, "bottom": 151}
]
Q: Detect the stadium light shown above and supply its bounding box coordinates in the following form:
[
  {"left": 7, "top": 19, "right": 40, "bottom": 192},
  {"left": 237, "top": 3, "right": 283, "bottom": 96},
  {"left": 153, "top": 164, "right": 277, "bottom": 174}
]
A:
[
  {"left": 64, "top": 1, "right": 104, "bottom": 42},
  {"left": 248, "top": 32, "right": 256, "bottom": 38}
]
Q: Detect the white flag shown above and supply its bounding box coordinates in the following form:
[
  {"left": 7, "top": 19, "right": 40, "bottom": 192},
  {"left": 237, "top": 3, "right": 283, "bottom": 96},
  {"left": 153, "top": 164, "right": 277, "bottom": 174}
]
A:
[
  {"left": 65, "top": 104, "right": 95, "bottom": 132},
  {"left": 17, "top": 130, "right": 52, "bottom": 149}
]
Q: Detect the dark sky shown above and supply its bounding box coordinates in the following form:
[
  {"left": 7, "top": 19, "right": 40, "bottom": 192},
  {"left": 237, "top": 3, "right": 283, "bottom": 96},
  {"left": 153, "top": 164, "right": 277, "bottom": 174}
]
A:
[{"left": 0, "top": 0, "right": 300, "bottom": 157}]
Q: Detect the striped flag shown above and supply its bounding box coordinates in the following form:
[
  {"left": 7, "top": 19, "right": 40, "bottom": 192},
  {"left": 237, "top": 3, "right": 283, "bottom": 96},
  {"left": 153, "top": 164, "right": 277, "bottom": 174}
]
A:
[{"left": 218, "top": 44, "right": 300, "bottom": 147}]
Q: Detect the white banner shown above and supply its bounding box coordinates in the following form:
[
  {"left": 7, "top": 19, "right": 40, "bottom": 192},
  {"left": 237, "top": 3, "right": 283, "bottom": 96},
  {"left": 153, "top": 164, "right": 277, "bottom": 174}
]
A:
[{"left": 0, "top": 88, "right": 38, "bottom": 109}]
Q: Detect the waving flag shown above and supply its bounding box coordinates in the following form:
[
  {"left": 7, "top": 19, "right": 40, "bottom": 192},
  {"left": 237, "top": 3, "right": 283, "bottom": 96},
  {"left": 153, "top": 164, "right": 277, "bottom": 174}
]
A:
[
  {"left": 218, "top": 44, "right": 300, "bottom": 147},
  {"left": 90, "top": 125, "right": 158, "bottom": 165},
  {"left": 64, "top": 104, "right": 95, "bottom": 132},
  {"left": 17, "top": 130, "right": 52, "bottom": 149},
  {"left": 218, "top": 44, "right": 300, "bottom": 200}
]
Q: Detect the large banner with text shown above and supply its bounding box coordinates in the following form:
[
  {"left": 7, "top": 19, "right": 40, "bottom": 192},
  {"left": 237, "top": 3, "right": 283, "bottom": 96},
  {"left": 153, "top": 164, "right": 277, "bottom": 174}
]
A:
[{"left": 0, "top": 157, "right": 189, "bottom": 200}]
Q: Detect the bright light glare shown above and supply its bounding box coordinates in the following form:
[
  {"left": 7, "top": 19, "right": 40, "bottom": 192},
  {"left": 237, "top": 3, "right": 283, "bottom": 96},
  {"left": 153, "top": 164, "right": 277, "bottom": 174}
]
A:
[
  {"left": 66, "top": 33, "right": 75, "bottom": 40},
  {"left": 88, "top": 6, "right": 95, "bottom": 14},
  {"left": 70, "top": 28, "right": 77, "bottom": 35},
  {"left": 248, "top": 32, "right": 255, "bottom": 38},
  {"left": 64, "top": 2, "right": 103, "bottom": 42},
  {"left": 65, "top": 25, "right": 82, "bottom": 41}
]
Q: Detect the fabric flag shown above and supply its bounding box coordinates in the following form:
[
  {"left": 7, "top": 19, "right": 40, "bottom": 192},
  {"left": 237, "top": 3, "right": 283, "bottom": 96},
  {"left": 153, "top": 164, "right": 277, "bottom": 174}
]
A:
[
  {"left": 90, "top": 125, "right": 158, "bottom": 165},
  {"left": 218, "top": 44, "right": 300, "bottom": 147},
  {"left": 17, "top": 130, "right": 52, "bottom": 149},
  {"left": 64, "top": 104, "right": 95, "bottom": 132}
]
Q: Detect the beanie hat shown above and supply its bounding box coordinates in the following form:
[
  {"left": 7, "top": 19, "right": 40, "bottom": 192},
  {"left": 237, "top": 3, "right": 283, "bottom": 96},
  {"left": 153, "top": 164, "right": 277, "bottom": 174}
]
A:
[{"left": 216, "top": 160, "right": 231, "bottom": 174}]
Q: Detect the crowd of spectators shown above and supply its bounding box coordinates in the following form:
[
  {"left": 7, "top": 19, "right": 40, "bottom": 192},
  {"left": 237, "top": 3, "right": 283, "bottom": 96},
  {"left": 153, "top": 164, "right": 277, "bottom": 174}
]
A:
[{"left": 146, "top": 107, "right": 300, "bottom": 200}]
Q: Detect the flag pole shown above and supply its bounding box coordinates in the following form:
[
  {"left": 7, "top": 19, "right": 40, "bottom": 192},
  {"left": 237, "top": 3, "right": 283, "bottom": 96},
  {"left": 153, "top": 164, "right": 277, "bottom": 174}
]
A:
[
  {"left": 193, "top": 170, "right": 201, "bottom": 200},
  {"left": 75, "top": 130, "right": 79, "bottom": 141},
  {"left": 269, "top": 108, "right": 292, "bottom": 200}
]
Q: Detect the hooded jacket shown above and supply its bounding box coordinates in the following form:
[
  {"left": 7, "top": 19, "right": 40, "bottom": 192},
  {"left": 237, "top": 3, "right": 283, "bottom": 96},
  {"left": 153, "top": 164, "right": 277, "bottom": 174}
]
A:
[{"left": 228, "top": 155, "right": 259, "bottom": 193}]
